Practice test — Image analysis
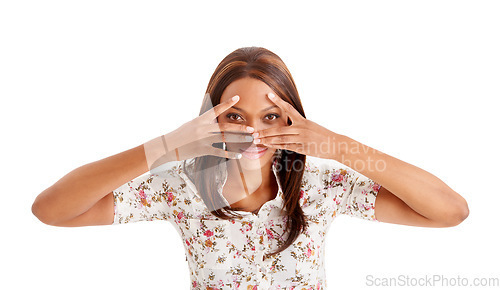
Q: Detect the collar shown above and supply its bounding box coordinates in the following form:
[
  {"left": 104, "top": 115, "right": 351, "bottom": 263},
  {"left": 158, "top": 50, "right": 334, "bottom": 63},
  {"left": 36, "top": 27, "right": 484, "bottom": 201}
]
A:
[
  {"left": 180, "top": 149, "right": 284, "bottom": 214},
  {"left": 216, "top": 149, "right": 284, "bottom": 207}
]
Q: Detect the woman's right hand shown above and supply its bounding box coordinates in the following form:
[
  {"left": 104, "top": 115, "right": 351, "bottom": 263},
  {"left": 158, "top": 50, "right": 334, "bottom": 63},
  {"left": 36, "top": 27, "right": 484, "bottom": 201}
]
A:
[{"left": 144, "top": 95, "right": 254, "bottom": 169}]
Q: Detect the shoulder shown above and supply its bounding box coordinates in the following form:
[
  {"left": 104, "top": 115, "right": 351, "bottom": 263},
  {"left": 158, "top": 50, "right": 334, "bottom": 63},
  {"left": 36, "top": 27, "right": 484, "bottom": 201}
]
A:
[
  {"left": 301, "top": 156, "right": 359, "bottom": 189},
  {"left": 296, "top": 157, "right": 346, "bottom": 211},
  {"left": 141, "top": 160, "right": 190, "bottom": 193},
  {"left": 149, "top": 160, "right": 184, "bottom": 177},
  {"left": 302, "top": 156, "right": 343, "bottom": 179},
  {"left": 298, "top": 157, "right": 333, "bottom": 191}
]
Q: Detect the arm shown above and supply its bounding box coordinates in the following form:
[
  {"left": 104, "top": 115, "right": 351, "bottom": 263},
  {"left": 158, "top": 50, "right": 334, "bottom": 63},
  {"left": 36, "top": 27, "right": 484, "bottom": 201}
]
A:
[
  {"left": 31, "top": 140, "right": 175, "bottom": 227},
  {"left": 331, "top": 134, "right": 469, "bottom": 227},
  {"left": 253, "top": 93, "right": 469, "bottom": 227},
  {"left": 34, "top": 96, "right": 252, "bottom": 227}
]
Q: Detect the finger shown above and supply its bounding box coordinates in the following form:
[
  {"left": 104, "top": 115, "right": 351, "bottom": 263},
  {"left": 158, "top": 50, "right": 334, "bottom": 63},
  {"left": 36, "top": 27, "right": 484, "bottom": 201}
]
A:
[
  {"left": 261, "top": 142, "right": 303, "bottom": 153},
  {"left": 206, "top": 132, "right": 254, "bottom": 144},
  {"left": 267, "top": 93, "right": 302, "bottom": 123},
  {"left": 207, "top": 147, "right": 243, "bottom": 160},
  {"left": 255, "top": 135, "right": 301, "bottom": 145},
  {"left": 254, "top": 126, "right": 301, "bottom": 139},
  {"left": 201, "top": 95, "right": 240, "bottom": 122},
  {"left": 206, "top": 122, "right": 254, "bottom": 134}
]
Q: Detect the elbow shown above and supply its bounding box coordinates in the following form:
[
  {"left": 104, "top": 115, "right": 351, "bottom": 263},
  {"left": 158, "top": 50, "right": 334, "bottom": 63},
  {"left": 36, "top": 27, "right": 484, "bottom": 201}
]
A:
[
  {"left": 456, "top": 198, "right": 470, "bottom": 225},
  {"left": 441, "top": 195, "right": 470, "bottom": 227},
  {"left": 32, "top": 198, "right": 58, "bottom": 226},
  {"left": 32, "top": 201, "right": 45, "bottom": 224},
  {"left": 32, "top": 200, "right": 50, "bottom": 225}
]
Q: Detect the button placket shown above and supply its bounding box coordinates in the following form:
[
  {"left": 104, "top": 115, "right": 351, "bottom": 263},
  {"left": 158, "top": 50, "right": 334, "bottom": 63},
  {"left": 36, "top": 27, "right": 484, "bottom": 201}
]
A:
[
  {"left": 255, "top": 221, "right": 264, "bottom": 271},
  {"left": 254, "top": 219, "right": 269, "bottom": 278},
  {"left": 255, "top": 224, "right": 264, "bottom": 261}
]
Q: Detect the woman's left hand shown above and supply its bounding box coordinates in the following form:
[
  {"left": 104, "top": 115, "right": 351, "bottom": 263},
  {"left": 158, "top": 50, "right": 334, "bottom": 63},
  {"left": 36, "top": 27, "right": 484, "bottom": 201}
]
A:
[{"left": 252, "top": 93, "right": 340, "bottom": 160}]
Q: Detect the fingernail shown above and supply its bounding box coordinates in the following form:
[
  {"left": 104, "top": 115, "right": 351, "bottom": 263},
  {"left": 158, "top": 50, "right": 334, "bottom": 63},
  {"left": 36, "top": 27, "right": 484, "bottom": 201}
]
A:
[
  {"left": 236, "top": 153, "right": 242, "bottom": 159},
  {"left": 246, "top": 126, "right": 254, "bottom": 133},
  {"left": 252, "top": 132, "right": 259, "bottom": 138},
  {"left": 232, "top": 95, "right": 239, "bottom": 101},
  {"left": 245, "top": 136, "right": 254, "bottom": 141},
  {"left": 254, "top": 138, "right": 261, "bottom": 143},
  {"left": 268, "top": 93, "right": 275, "bottom": 99}
]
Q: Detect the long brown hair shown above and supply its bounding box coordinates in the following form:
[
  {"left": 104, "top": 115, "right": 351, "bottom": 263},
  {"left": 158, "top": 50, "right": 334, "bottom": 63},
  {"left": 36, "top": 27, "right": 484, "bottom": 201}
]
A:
[{"left": 183, "top": 46, "right": 307, "bottom": 258}]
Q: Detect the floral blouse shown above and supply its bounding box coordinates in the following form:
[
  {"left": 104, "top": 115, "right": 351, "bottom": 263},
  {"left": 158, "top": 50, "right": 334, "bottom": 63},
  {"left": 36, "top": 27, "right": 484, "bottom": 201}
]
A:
[{"left": 112, "top": 151, "right": 382, "bottom": 290}]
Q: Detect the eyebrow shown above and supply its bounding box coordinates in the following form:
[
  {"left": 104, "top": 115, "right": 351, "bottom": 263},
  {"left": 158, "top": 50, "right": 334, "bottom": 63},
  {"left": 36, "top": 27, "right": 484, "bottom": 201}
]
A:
[{"left": 231, "top": 105, "right": 279, "bottom": 113}]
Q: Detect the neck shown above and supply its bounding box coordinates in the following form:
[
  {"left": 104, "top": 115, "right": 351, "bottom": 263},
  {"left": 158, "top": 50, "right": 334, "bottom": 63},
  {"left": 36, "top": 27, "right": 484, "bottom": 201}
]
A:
[
  {"left": 225, "top": 159, "right": 275, "bottom": 194},
  {"left": 222, "top": 158, "right": 279, "bottom": 208}
]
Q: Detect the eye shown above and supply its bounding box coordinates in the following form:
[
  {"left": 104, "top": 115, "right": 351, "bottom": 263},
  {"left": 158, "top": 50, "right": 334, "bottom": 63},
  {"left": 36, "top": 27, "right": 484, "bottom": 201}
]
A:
[
  {"left": 226, "top": 113, "right": 243, "bottom": 121},
  {"left": 265, "top": 113, "right": 280, "bottom": 121},
  {"left": 226, "top": 113, "right": 281, "bottom": 122}
]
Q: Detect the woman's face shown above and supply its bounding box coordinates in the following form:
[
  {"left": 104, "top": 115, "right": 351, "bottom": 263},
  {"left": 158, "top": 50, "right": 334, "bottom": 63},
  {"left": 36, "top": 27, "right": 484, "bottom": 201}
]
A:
[{"left": 217, "top": 77, "right": 288, "bottom": 170}]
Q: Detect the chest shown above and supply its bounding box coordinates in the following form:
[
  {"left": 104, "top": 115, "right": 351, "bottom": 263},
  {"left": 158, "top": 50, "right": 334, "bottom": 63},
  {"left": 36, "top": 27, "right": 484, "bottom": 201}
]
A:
[{"left": 222, "top": 183, "right": 278, "bottom": 214}]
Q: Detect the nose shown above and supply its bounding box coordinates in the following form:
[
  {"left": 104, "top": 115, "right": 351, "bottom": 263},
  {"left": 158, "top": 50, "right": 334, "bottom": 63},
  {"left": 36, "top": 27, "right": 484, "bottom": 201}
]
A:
[
  {"left": 241, "top": 120, "right": 265, "bottom": 146},
  {"left": 246, "top": 119, "right": 265, "bottom": 133}
]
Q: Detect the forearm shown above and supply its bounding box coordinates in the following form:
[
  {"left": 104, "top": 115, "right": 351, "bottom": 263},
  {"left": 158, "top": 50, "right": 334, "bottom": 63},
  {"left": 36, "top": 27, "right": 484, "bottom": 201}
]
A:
[
  {"left": 33, "top": 143, "right": 158, "bottom": 225},
  {"left": 331, "top": 133, "right": 468, "bottom": 222}
]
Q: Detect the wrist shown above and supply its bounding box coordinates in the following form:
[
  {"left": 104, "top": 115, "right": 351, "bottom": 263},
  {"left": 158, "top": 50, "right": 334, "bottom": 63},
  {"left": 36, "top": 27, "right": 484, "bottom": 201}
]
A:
[
  {"left": 143, "top": 134, "right": 176, "bottom": 170},
  {"left": 330, "top": 133, "right": 351, "bottom": 162}
]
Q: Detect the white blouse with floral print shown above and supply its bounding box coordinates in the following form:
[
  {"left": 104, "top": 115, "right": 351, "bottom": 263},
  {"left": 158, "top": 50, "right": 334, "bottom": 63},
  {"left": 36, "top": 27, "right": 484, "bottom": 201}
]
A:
[{"left": 112, "top": 151, "right": 381, "bottom": 290}]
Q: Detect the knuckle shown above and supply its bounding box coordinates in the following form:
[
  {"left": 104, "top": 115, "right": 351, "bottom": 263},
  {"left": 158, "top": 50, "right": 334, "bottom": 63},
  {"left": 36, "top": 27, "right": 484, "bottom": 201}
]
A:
[
  {"left": 196, "top": 118, "right": 207, "bottom": 128},
  {"left": 194, "top": 126, "right": 202, "bottom": 136},
  {"left": 216, "top": 122, "right": 226, "bottom": 131},
  {"left": 201, "top": 109, "right": 212, "bottom": 119},
  {"left": 211, "top": 109, "right": 219, "bottom": 119},
  {"left": 209, "top": 106, "right": 218, "bottom": 116}
]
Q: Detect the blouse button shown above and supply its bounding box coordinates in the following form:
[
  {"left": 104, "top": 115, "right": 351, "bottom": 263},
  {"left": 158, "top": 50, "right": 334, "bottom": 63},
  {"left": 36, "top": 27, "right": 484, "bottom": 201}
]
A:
[{"left": 259, "top": 246, "right": 265, "bottom": 251}]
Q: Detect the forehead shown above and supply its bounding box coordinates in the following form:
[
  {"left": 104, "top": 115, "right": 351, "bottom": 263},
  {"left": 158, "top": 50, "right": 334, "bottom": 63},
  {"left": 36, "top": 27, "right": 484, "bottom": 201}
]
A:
[{"left": 220, "top": 77, "right": 276, "bottom": 105}]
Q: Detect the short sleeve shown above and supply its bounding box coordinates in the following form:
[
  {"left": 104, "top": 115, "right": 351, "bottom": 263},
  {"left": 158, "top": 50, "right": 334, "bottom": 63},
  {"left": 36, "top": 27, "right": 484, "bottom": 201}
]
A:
[
  {"left": 334, "top": 166, "right": 381, "bottom": 222},
  {"left": 314, "top": 156, "right": 381, "bottom": 222},
  {"left": 112, "top": 170, "right": 178, "bottom": 225}
]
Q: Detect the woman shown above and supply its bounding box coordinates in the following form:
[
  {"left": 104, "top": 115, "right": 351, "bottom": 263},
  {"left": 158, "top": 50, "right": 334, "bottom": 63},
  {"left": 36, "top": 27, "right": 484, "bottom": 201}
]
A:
[{"left": 32, "top": 47, "right": 469, "bottom": 289}]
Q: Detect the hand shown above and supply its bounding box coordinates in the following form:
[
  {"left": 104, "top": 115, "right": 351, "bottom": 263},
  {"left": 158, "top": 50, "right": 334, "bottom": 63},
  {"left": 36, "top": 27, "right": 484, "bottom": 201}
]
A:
[
  {"left": 251, "top": 93, "right": 338, "bottom": 159},
  {"left": 144, "top": 94, "right": 255, "bottom": 169}
]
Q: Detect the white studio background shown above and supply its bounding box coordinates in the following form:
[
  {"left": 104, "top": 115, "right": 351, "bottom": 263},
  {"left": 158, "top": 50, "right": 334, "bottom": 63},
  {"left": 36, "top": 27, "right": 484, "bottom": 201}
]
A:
[{"left": 1, "top": 1, "right": 498, "bottom": 289}]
